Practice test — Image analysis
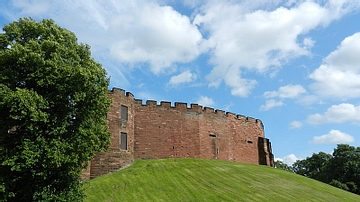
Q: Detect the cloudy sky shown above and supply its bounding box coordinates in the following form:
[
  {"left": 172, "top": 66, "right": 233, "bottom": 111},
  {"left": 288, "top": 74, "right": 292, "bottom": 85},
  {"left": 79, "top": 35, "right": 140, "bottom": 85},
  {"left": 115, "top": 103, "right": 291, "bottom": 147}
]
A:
[{"left": 1, "top": 0, "right": 360, "bottom": 165}]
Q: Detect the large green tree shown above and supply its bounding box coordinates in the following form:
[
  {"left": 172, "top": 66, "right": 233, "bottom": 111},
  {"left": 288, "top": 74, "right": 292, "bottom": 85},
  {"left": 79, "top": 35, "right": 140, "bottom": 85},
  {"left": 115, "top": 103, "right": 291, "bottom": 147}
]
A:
[
  {"left": 0, "top": 18, "right": 111, "bottom": 201},
  {"left": 292, "top": 144, "right": 360, "bottom": 195},
  {"left": 292, "top": 152, "right": 332, "bottom": 182},
  {"left": 328, "top": 144, "right": 360, "bottom": 194}
]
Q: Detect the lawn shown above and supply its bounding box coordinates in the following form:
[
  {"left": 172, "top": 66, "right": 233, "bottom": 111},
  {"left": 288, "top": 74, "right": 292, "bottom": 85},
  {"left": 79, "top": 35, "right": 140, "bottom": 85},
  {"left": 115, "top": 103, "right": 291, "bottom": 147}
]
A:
[{"left": 84, "top": 158, "right": 360, "bottom": 201}]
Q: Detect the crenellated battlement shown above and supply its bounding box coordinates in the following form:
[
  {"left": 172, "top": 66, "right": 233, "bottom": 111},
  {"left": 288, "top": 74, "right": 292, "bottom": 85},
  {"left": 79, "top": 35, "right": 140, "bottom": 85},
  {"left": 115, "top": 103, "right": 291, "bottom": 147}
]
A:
[
  {"left": 109, "top": 88, "right": 261, "bottom": 126},
  {"left": 130, "top": 97, "right": 262, "bottom": 127},
  {"left": 109, "top": 88, "right": 266, "bottom": 123},
  {"left": 109, "top": 87, "right": 134, "bottom": 98}
]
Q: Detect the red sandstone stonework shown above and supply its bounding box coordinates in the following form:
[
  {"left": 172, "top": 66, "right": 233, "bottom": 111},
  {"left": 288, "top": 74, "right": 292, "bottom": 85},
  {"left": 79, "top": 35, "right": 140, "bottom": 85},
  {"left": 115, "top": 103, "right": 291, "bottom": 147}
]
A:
[{"left": 84, "top": 88, "right": 274, "bottom": 179}]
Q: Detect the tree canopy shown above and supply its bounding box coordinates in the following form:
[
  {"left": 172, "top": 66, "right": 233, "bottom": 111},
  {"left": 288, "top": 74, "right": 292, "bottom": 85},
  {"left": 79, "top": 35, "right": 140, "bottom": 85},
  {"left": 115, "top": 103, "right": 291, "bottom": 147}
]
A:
[
  {"left": 0, "top": 18, "right": 111, "bottom": 201},
  {"left": 276, "top": 144, "right": 360, "bottom": 195}
]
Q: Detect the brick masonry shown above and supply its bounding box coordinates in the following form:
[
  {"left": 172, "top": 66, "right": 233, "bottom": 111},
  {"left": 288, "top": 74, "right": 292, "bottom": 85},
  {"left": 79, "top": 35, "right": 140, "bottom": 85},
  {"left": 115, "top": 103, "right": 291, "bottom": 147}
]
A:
[{"left": 84, "top": 88, "right": 274, "bottom": 179}]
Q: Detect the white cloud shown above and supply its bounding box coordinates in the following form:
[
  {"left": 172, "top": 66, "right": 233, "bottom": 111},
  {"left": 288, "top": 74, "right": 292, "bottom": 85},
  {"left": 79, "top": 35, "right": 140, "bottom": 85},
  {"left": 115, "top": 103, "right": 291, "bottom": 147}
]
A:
[
  {"left": 207, "top": 67, "right": 257, "bottom": 97},
  {"left": 309, "top": 32, "right": 360, "bottom": 99},
  {"left": 283, "top": 154, "right": 299, "bottom": 165},
  {"left": 108, "top": 3, "right": 203, "bottom": 74},
  {"left": 307, "top": 103, "right": 360, "bottom": 124},
  {"left": 311, "top": 130, "right": 354, "bottom": 144},
  {"left": 4, "top": 0, "right": 203, "bottom": 75},
  {"left": 0, "top": 0, "right": 359, "bottom": 97},
  {"left": 264, "top": 84, "right": 307, "bottom": 99},
  {"left": 276, "top": 154, "right": 299, "bottom": 165},
  {"left": 261, "top": 84, "right": 306, "bottom": 110},
  {"left": 168, "top": 70, "right": 197, "bottom": 86},
  {"left": 289, "top": 121, "right": 302, "bottom": 129},
  {"left": 194, "top": 1, "right": 357, "bottom": 96},
  {"left": 260, "top": 99, "right": 284, "bottom": 111},
  {"left": 196, "top": 96, "right": 215, "bottom": 107},
  {"left": 3, "top": 0, "right": 360, "bottom": 98}
]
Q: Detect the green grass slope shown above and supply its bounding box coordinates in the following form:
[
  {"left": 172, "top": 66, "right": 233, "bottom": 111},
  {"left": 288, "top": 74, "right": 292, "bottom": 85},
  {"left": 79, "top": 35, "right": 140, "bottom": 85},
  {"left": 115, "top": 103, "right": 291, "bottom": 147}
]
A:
[{"left": 84, "top": 158, "right": 360, "bottom": 202}]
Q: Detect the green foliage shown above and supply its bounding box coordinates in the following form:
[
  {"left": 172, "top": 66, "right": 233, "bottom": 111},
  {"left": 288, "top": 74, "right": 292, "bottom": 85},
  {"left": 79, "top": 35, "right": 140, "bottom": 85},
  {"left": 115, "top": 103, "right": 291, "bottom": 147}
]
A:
[
  {"left": 329, "top": 180, "right": 349, "bottom": 191},
  {"left": 292, "top": 152, "right": 332, "bottom": 182},
  {"left": 0, "top": 18, "right": 111, "bottom": 201},
  {"left": 274, "top": 160, "right": 292, "bottom": 172},
  {"left": 84, "top": 158, "right": 360, "bottom": 202},
  {"left": 292, "top": 144, "right": 360, "bottom": 195}
]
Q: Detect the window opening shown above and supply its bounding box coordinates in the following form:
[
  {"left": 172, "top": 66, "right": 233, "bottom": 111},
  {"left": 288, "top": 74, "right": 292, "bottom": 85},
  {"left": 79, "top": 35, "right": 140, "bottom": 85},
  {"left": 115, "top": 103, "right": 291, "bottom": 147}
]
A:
[
  {"left": 209, "top": 134, "right": 216, "bottom": 138},
  {"left": 120, "top": 132, "right": 127, "bottom": 150},
  {"left": 121, "top": 105, "right": 128, "bottom": 120}
]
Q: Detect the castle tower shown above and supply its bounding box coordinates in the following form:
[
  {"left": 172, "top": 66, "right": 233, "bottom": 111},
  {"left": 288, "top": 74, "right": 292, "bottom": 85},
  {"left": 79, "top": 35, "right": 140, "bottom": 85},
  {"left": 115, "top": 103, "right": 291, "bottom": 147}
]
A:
[{"left": 87, "top": 88, "right": 135, "bottom": 179}]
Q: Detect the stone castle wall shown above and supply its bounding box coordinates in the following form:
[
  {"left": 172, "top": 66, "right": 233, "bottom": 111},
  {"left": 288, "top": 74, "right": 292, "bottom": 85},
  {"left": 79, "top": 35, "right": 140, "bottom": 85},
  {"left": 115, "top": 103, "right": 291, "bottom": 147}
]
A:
[
  {"left": 133, "top": 101, "right": 202, "bottom": 159},
  {"left": 87, "top": 88, "right": 135, "bottom": 179},
  {"left": 85, "top": 88, "right": 274, "bottom": 179}
]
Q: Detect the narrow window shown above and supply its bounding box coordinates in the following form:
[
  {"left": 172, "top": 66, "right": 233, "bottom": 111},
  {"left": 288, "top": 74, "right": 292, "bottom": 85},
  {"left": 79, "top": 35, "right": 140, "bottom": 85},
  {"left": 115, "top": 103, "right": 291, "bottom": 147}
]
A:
[
  {"left": 209, "top": 134, "right": 216, "bottom": 138},
  {"left": 120, "top": 132, "right": 127, "bottom": 150},
  {"left": 121, "top": 105, "right": 128, "bottom": 120}
]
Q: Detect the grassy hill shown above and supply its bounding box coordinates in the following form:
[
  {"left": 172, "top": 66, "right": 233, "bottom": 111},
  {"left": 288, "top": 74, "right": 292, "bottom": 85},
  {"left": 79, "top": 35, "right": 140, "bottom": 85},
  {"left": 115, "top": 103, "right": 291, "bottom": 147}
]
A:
[{"left": 84, "top": 158, "right": 360, "bottom": 201}]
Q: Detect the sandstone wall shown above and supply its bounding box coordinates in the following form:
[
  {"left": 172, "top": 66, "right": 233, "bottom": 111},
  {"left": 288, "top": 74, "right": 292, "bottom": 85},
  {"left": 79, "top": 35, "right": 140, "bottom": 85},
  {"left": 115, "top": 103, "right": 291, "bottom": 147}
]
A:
[
  {"left": 198, "top": 111, "right": 263, "bottom": 164},
  {"left": 87, "top": 88, "right": 135, "bottom": 179},
  {"left": 133, "top": 101, "right": 267, "bottom": 165},
  {"left": 85, "top": 88, "right": 273, "bottom": 179},
  {"left": 133, "top": 101, "right": 201, "bottom": 159}
]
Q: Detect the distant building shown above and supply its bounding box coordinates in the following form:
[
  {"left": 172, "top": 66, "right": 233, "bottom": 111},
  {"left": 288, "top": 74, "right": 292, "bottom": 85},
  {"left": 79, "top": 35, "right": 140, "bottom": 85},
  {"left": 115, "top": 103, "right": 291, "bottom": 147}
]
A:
[{"left": 82, "top": 88, "right": 274, "bottom": 179}]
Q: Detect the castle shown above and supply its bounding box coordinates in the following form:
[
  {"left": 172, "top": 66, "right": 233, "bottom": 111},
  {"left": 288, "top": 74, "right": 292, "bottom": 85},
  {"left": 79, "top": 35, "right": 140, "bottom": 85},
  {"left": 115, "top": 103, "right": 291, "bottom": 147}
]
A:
[{"left": 83, "top": 88, "right": 274, "bottom": 179}]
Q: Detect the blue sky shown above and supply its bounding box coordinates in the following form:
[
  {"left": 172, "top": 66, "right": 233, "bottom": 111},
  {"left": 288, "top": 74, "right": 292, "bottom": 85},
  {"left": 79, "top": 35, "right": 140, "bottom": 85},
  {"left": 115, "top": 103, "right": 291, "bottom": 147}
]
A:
[{"left": 1, "top": 0, "right": 360, "bottom": 165}]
